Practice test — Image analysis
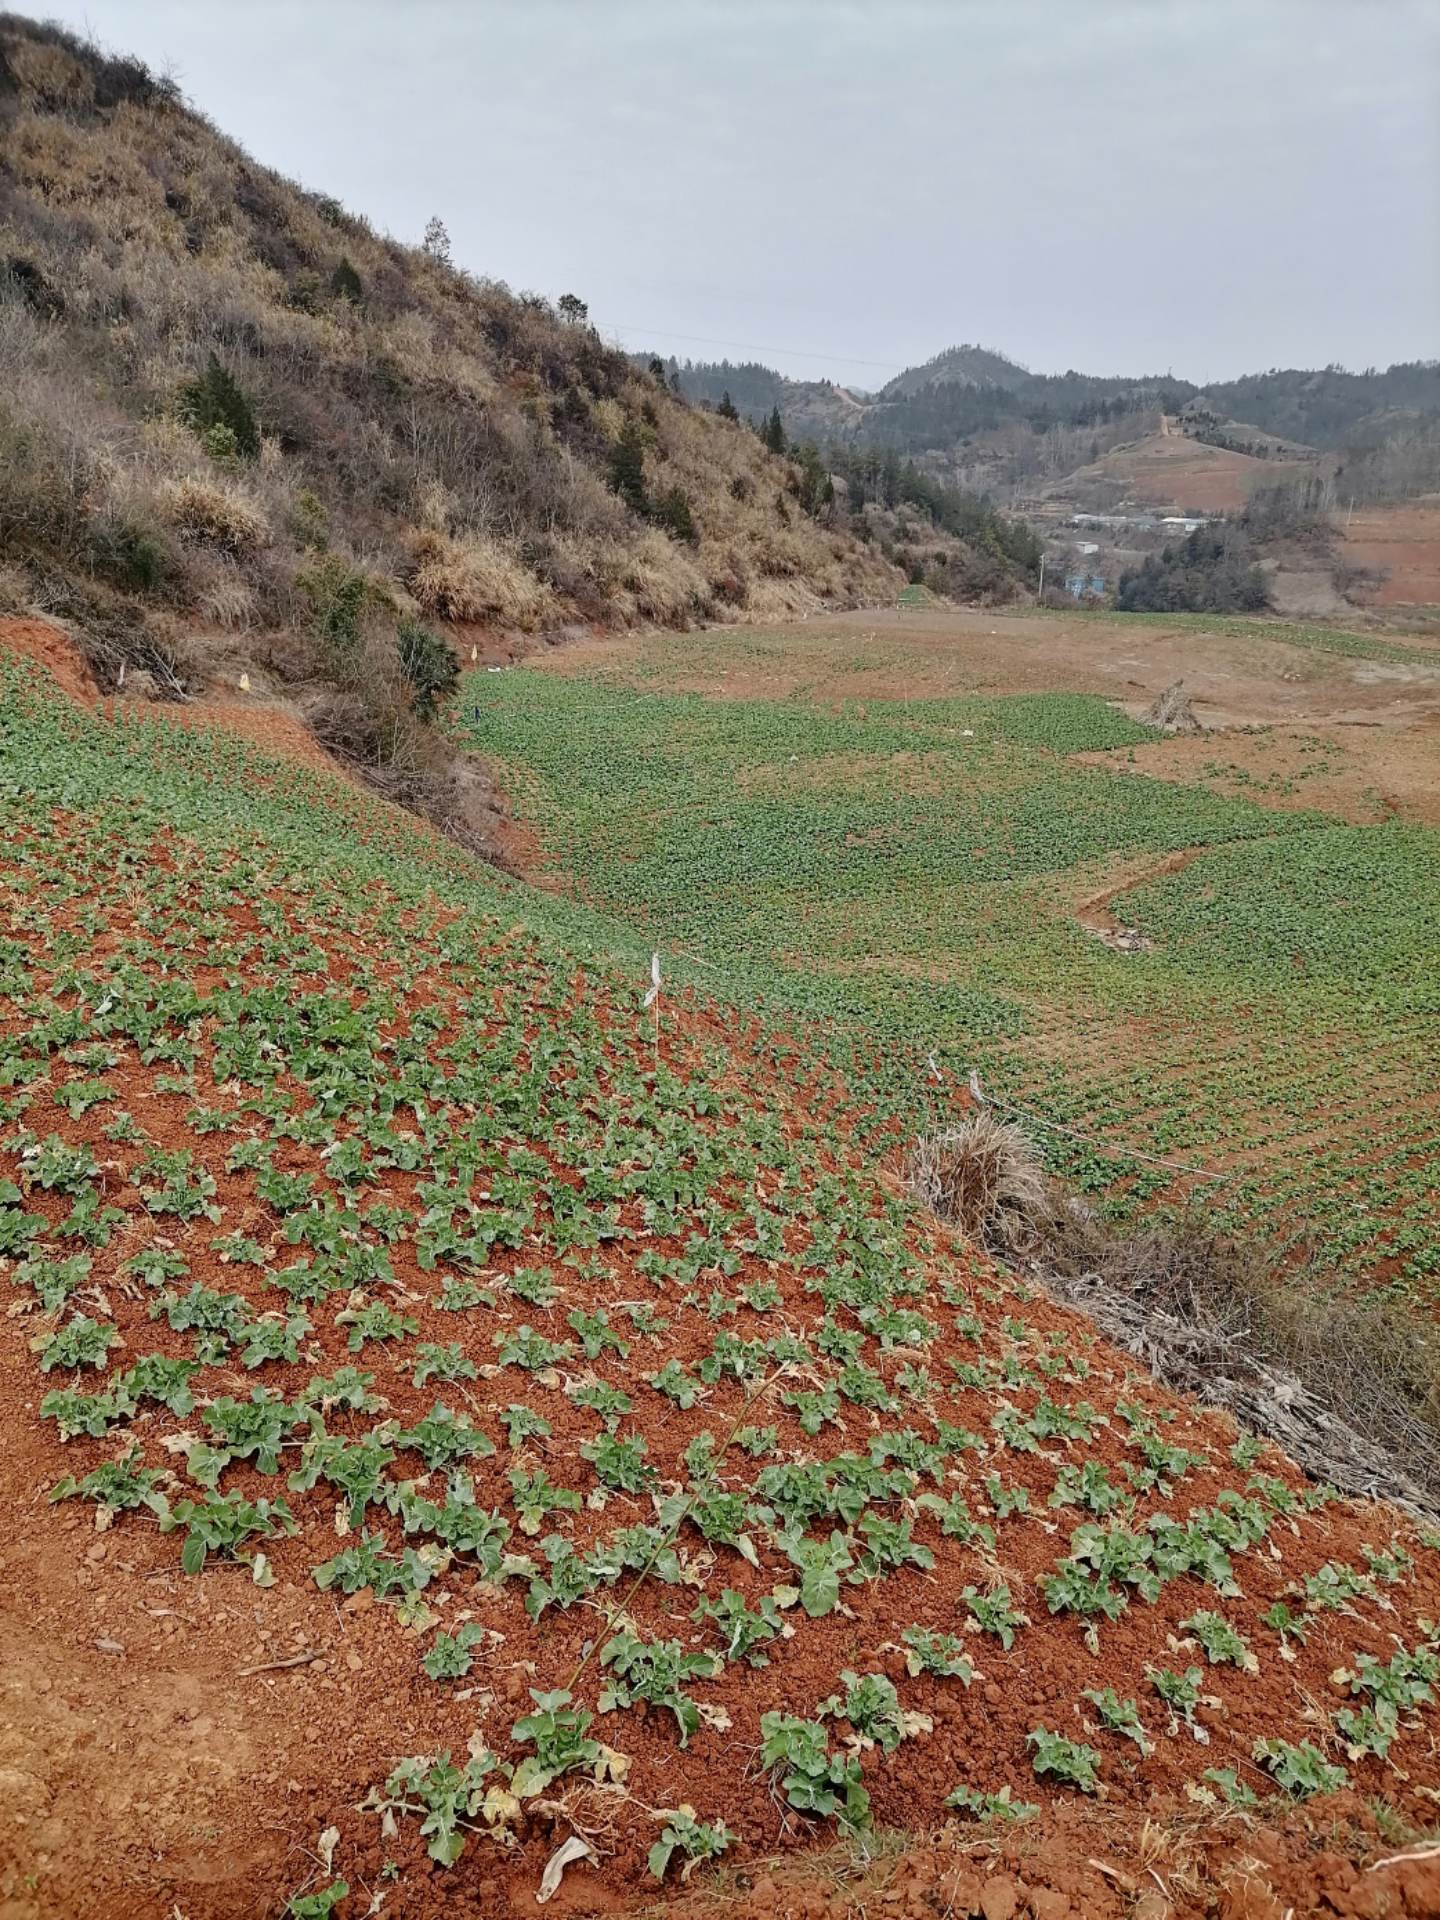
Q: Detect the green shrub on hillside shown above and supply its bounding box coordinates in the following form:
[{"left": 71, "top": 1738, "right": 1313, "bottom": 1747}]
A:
[
  {"left": 300, "top": 555, "right": 368, "bottom": 660},
  {"left": 396, "top": 620, "right": 458, "bottom": 719},
  {"left": 652, "top": 485, "right": 698, "bottom": 545},
  {"left": 610, "top": 420, "right": 649, "bottom": 513},
  {"left": 178, "top": 356, "right": 260, "bottom": 459},
  {"left": 329, "top": 257, "right": 363, "bottom": 304}
]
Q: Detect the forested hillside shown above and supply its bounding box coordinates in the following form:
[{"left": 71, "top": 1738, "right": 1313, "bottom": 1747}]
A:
[
  {"left": 1202, "top": 363, "right": 1440, "bottom": 447},
  {"left": 668, "top": 346, "right": 1440, "bottom": 498}
]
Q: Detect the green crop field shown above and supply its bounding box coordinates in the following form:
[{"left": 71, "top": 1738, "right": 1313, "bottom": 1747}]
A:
[
  {"left": 7, "top": 642, "right": 1440, "bottom": 1914},
  {"left": 461, "top": 644, "right": 1440, "bottom": 1299}
]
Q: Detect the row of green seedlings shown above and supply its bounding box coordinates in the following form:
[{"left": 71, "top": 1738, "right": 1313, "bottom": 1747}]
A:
[
  {"left": 761, "top": 1608, "right": 1440, "bottom": 1825},
  {"left": 1028, "top": 1623, "right": 1440, "bottom": 1802},
  {"left": 10, "top": 1118, "right": 952, "bottom": 1401},
  {"left": 1, "top": 966, "right": 904, "bottom": 1266},
  {"left": 32, "top": 1215, "right": 1405, "bottom": 1647},
  {"left": 346, "top": 1617, "right": 1440, "bottom": 1910},
  {"left": 49, "top": 1364, "right": 1431, "bottom": 1802},
  {"left": 16, "top": 1125, "right": 1146, "bottom": 1439},
  {"left": 16, "top": 1085, "right": 1431, "bottom": 1764},
  {"left": 36, "top": 1260, "right": 1393, "bottom": 1657},
  {"left": 32, "top": 1166, "right": 1439, "bottom": 1807}
]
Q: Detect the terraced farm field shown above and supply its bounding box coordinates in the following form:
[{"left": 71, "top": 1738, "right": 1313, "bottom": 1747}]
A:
[
  {"left": 5, "top": 630, "right": 1440, "bottom": 1920},
  {"left": 464, "top": 612, "right": 1440, "bottom": 1301}
]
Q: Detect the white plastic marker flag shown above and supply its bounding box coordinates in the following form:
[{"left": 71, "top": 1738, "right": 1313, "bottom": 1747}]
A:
[
  {"left": 471, "top": 645, "right": 478, "bottom": 662},
  {"left": 238, "top": 672, "right": 251, "bottom": 693},
  {"left": 969, "top": 1068, "right": 986, "bottom": 1106},
  {"left": 643, "top": 952, "right": 661, "bottom": 1063},
  {"left": 926, "top": 1051, "right": 942, "bottom": 1083}
]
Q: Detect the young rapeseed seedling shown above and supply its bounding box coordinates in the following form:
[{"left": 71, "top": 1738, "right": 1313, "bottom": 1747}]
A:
[{"left": 1027, "top": 1725, "right": 1102, "bottom": 1793}]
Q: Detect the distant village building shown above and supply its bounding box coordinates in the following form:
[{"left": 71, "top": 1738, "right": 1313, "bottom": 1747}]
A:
[{"left": 1064, "top": 571, "right": 1107, "bottom": 600}]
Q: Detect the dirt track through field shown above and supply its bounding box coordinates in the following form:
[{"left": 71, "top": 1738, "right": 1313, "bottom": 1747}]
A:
[{"left": 1074, "top": 847, "right": 1212, "bottom": 943}]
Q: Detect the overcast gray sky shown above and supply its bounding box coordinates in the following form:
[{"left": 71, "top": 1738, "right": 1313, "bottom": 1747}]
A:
[{"left": 40, "top": 0, "right": 1440, "bottom": 387}]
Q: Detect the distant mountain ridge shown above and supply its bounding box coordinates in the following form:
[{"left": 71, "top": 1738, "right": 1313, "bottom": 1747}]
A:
[
  {"left": 654, "top": 343, "right": 1439, "bottom": 513},
  {"left": 660, "top": 345, "right": 1440, "bottom": 466}
]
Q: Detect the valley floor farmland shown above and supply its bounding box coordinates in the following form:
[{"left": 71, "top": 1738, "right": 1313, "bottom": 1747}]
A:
[{"left": 464, "top": 607, "right": 1440, "bottom": 1299}]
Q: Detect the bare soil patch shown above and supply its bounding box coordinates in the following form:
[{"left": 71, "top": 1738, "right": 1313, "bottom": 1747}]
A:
[
  {"left": 147, "top": 693, "right": 347, "bottom": 776},
  {"left": 0, "top": 616, "right": 101, "bottom": 705},
  {"left": 537, "top": 607, "right": 1440, "bottom": 732},
  {"left": 1340, "top": 498, "right": 1440, "bottom": 608},
  {"left": 663, "top": 1799, "right": 1440, "bottom": 1919},
  {"left": 1074, "top": 721, "right": 1440, "bottom": 826}
]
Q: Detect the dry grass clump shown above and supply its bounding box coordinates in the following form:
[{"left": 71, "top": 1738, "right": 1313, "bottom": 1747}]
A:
[
  {"left": 609, "top": 527, "right": 710, "bottom": 625},
  {"left": 904, "top": 1105, "right": 1440, "bottom": 1503},
  {"left": 408, "top": 529, "right": 553, "bottom": 629},
  {"left": 5, "top": 33, "right": 96, "bottom": 109},
  {"left": 194, "top": 568, "right": 257, "bottom": 632},
  {"left": 905, "top": 1113, "right": 1052, "bottom": 1253},
  {"left": 1145, "top": 679, "right": 1202, "bottom": 733},
  {"left": 159, "top": 475, "right": 270, "bottom": 554}
]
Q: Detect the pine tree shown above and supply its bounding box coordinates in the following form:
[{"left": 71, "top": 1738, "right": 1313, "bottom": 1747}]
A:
[
  {"left": 178, "top": 355, "right": 259, "bottom": 458},
  {"left": 609, "top": 420, "right": 648, "bottom": 513},
  {"left": 881, "top": 447, "right": 902, "bottom": 509},
  {"left": 717, "top": 391, "right": 739, "bottom": 420},
  {"left": 653, "top": 485, "right": 697, "bottom": 544},
  {"left": 763, "top": 406, "right": 786, "bottom": 455},
  {"left": 422, "top": 216, "right": 452, "bottom": 265},
  {"left": 329, "top": 257, "right": 363, "bottom": 304}
]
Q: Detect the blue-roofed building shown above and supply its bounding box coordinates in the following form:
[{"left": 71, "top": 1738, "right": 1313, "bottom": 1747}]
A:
[{"left": 1064, "top": 571, "right": 1107, "bottom": 599}]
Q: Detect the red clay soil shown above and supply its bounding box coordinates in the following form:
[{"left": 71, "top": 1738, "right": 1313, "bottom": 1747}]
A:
[
  {"left": 0, "top": 616, "right": 102, "bottom": 704},
  {"left": 1341, "top": 500, "right": 1440, "bottom": 608},
  {"left": 666, "top": 1799, "right": 1440, "bottom": 1919},
  {"left": 1073, "top": 723, "right": 1440, "bottom": 829},
  {"left": 1, "top": 850, "right": 1438, "bottom": 1918},
  {"left": 149, "top": 694, "right": 346, "bottom": 776},
  {"left": 0, "top": 614, "right": 341, "bottom": 777}
]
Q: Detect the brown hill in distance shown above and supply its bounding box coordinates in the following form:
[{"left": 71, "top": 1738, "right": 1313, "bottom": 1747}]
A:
[{"left": 1041, "top": 426, "right": 1316, "bottom": 517}]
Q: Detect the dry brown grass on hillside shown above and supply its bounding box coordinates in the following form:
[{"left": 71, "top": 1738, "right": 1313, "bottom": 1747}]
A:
[
  {"left": 0, "top": 12, "right": 902, "bottom": 758},
  {"left": 905, "top": 1114, "right": 1052, "bottom": 1253}
]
